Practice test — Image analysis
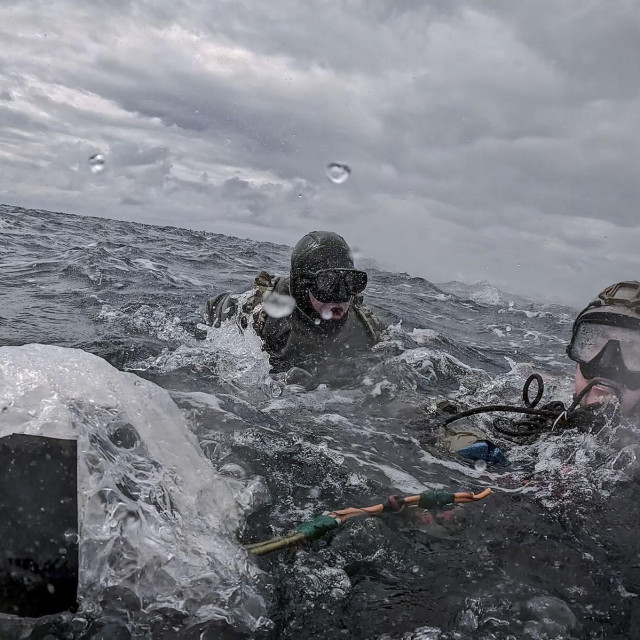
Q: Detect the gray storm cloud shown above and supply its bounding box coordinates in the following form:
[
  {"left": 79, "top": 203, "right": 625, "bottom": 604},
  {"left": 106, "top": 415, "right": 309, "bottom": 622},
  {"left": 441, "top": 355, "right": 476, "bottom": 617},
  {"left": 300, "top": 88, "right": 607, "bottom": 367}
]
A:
[{"left": 1, "top": 0, "right": 639, "bottom": 305}]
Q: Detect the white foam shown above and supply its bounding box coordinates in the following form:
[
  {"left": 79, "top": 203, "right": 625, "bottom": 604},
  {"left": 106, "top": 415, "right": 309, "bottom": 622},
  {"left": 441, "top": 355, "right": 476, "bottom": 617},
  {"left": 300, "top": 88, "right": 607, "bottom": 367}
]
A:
[
  {"left": 409, "top": 328, "right": 439, "bottom": 345},
  {"left": 0, "top": 344, "right": 265, "bottom": 628}
]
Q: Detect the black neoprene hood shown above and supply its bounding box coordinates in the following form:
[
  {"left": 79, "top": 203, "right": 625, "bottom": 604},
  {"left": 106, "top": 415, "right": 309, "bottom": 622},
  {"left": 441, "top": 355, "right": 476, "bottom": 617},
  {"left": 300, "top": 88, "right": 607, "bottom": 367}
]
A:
[{"left": 289, "top": 231, "right": 355, "bottom": 312}]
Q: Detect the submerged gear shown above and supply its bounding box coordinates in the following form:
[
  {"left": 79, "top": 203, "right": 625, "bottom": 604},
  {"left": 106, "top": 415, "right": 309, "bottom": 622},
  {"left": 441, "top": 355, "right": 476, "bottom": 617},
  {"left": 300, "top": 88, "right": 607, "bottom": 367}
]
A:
[
  {"left": 456, "top": 440, "right": 509, "bottom": 465},
  {"left": 568, "top": 281, "right": 640, "bottom": 391},
  {"left": 433, "top": 412, "right": 510, "bottom": 466},
  {"left": 427, "top": 375, "right": 618, "bottom": 469},
  {"left": 442, "top": 375, "right": 617, "bottom": 444}
]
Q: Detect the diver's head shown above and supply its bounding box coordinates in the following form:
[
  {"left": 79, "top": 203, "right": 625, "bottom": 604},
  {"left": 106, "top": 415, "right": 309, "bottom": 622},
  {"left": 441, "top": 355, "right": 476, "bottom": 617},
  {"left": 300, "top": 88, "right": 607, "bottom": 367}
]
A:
[
  {"left": 290, "top": 231, "right": 367, "bottom": 324},
  {"left": 568, "top": 281, "right": 640, "bottom": 416}
]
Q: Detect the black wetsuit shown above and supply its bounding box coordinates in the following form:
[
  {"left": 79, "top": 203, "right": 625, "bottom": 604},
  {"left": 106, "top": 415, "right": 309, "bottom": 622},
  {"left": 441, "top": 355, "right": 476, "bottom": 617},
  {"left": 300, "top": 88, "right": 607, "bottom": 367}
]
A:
[
  {"left": 205, "top": 231, "right": 381, "bottom": 375},
  {"left": 260, "top": 275, "right": 378, "bottom": 373}
]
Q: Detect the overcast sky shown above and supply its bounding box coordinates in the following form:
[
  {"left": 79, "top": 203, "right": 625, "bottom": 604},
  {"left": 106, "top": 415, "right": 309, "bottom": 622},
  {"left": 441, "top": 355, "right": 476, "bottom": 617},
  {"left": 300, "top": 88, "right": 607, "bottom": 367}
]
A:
[{"left": 2, "top": 0, "right": 640, "bottom": 304}]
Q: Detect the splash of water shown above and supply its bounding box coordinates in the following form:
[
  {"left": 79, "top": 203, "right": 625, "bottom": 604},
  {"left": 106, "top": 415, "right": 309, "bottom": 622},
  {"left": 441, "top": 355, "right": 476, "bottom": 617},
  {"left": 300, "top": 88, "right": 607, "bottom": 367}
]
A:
[{"left": 0, "top": 344, "right": 266, "bottom": 630}]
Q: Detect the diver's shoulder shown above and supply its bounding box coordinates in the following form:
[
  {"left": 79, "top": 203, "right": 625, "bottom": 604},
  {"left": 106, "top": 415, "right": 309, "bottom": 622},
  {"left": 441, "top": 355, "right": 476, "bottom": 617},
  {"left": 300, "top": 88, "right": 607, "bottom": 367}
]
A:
[
  {"left": 351, "top": 295, "right": 382, "bottom": 343},
  {"left": 252, "top": 270, "right": 289, "bottom": 294}
]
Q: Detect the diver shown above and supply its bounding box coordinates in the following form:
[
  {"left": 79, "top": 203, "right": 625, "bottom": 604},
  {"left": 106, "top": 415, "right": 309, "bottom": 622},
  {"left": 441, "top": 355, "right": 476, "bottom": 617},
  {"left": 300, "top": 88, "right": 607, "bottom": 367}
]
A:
[
  {"left": 428, "top": 281, "right": 640, "bottom": 467},
  {"left": 567, "top": 280, "right": 640, "bottom": 418},
  {"left": 205, "top": 231, "right": 381, "bottom": 380}
]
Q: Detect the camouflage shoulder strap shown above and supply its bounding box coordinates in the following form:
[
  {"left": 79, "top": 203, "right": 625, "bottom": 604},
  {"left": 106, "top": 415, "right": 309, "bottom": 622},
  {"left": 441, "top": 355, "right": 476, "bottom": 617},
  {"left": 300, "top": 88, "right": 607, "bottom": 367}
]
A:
[
  {"left": 351, "top": 296, "right": 382, "bottom": 344},
  {"left": 247, "top": 271, "right": 283, "bottom": 337}
]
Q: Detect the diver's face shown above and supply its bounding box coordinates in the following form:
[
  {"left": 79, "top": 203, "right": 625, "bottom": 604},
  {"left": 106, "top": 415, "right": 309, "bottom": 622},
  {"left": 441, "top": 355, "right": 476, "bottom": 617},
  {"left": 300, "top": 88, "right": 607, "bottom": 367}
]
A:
[
  {"left": 309, "top": 290, "right": 350, "bottom": 320},
  {"left": 569, "top": 317, "right": 640, "bottom": 416},
  {"left": 574, "top": 364, "right": 640, "bottom": 416}
]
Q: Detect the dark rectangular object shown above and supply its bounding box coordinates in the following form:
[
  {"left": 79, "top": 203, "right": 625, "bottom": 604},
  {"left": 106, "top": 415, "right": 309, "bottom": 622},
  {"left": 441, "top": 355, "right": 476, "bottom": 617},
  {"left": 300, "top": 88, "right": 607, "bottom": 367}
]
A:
[{"left": 0, "top": 434, "right": 78, "bottom": 617}]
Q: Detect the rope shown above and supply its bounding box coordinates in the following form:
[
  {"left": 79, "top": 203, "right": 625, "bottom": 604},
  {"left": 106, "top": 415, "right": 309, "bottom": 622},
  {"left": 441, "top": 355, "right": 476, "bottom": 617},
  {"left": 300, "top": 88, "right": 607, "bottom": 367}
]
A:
[{"left": 245, "top": 488, "right": 492, "bottom": 555}]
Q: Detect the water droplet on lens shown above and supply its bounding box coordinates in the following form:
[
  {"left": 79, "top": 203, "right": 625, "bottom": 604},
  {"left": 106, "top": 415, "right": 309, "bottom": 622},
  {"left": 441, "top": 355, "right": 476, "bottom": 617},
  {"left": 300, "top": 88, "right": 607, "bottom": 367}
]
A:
[
  {"left": 474, "top": 459, "right": 487, "bottom": 472},
  {"left": 263, "top": 293, "right": 296, "bottom": 319},
  {"left": 505, "top": 325, "right": 512, "bottom": 332},
  {"left": 326, "top": 162, "right": 351, "bottom": 184},
  {"left": 298, "top": 193, "right": 303, "bottom": 198},
  {"left": 89, "top": 153, "right": 106, "bottom": 174}
]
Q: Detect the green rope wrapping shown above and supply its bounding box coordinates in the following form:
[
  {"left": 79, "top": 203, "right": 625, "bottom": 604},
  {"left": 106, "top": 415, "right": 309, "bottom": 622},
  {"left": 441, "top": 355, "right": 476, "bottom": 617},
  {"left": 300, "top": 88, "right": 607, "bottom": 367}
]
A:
[
  {"left": 295, "top": 515, "right": 339, "bottom": 540},
  {"left": 245, "top": 488, "right": 478, "bottom": 555},
  {"left": 418, "top": 489, "right": 456, "bottom": 510}
]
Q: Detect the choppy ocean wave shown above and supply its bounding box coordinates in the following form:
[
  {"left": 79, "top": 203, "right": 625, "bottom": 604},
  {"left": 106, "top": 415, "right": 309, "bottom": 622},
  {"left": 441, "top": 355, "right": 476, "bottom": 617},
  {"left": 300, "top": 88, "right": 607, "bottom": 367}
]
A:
[{"left": 1, "top": 204, "right": 639, "bottom": 639}]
